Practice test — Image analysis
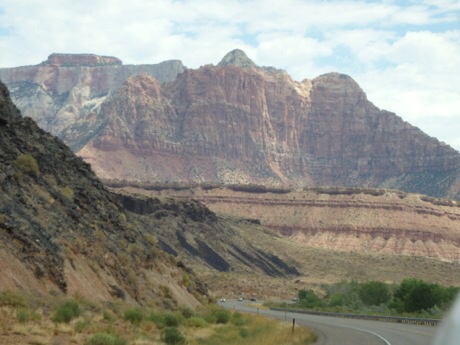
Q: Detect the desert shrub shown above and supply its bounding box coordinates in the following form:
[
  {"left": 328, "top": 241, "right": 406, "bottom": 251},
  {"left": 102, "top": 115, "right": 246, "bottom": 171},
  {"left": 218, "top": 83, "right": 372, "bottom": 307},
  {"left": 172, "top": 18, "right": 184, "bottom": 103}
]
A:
[
  {"left": 228, "top": 184, "right": 268, "bottom": 193},
  {"left": 74, "top": 319, "right": 91, "bottom": 333},
  {"left": 328, "top": 293, "right": 347, "bottom": 307},
  {"left": 14, "top": 153, "right": 39, "bottom": 175},
  {"left": 214, "top": 309, "right": 231, "bottom": 324},
  {"left": 200, "top": 183, "right": 223, "bottom": 190},
  {"left": 103, "top": 309, "right": 115, "bottom": 322},
  {"left": 118, "top": 212, "right": 127, "bottom": 222},
  {"left": 163, "top": 312, "right": 182, "bottom": 327},
  {"left": 52, "top": 300, "right": 81, "bottom": 323},
  {"left": 323, "top": 280, "right": 362, "bottom": 309},
  {"left": 16, "top": 309, "right": 29, "bottom": 323},
  {"left": 179, "top": 306, "right": 194, "bottom": 319},
  {"left": 147, "top": 311, "right": 164, "bottom": 325},
  {"left": 61, "top": 186, "right": 74, "bottom": 200},
  {"left": 0, "top": 290, "right": 26, "bottom": 307},
  {"left": 183, "top": 316, "right": 207, "bottom": 328},
  {"left": 123, "top": 308, "right": 144, "bottom": 325},
  {"left": 231, "top": 311, "right": 249, "bottom": 326},
  {"left": 162, "top": 327, "right": 185, "bottom": 345},
  {"left": 86, "top": 333, "right": 127, "bottom": 345}
]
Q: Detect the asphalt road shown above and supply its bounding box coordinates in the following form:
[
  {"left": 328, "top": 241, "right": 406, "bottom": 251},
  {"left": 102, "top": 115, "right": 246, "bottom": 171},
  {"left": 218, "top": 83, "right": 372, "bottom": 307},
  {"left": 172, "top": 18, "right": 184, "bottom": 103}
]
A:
[{"left": 221, "top": 300, "right": 437, "bottom": 345}]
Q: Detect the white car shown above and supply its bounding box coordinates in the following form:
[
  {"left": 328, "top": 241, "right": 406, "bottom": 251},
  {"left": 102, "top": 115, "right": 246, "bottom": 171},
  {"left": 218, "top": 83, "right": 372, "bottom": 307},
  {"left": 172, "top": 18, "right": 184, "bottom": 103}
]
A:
[{"left": 219, "top": 298, "right": 226, "bottom": 302}]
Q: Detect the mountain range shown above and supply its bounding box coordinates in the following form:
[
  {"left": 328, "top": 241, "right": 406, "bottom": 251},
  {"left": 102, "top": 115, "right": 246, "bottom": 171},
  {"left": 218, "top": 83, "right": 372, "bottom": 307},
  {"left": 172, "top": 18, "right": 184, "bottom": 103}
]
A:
[{"left": 1, "top": 50, "right": 459, "bottom": 199}]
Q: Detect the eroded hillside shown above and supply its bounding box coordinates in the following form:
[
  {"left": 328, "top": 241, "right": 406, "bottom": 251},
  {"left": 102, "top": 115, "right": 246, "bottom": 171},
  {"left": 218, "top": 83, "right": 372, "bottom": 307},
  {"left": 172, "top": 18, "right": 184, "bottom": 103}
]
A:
[{"left": 115, "top": 184, "right": 460, "bottom": 263}]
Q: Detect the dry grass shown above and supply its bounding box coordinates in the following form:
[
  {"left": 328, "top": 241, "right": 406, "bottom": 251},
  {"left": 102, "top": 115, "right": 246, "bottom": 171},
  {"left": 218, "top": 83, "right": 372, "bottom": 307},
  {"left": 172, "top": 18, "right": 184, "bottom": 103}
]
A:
[
  {"left": 0, "top": 293, "right": 317, "bottom": 345},
  {"left": 188, "top": 314, "right": 316, "bottom": 345}
]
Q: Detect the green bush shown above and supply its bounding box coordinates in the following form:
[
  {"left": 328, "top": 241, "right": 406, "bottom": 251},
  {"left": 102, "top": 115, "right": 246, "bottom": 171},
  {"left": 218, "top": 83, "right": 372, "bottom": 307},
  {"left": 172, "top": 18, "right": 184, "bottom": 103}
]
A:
[
  {"left": 16, "top": 309, "right": 29, "bottom": 323},
  {"left": 183, "top": 316, "right": 207, "bottom": 328},
  {"left": 298, "top": 289, "right": 324, "bottom": 308},
  {"left": 14, "top": 153, "right": 39, "bottom": 175},
  {"left": 86, "top": 333, "right": 127, "bottom": 345},
  {"left": 162, "top": 327, "right": 185, "bottom": 345},
  {"left": 214, "top": 309, "right": 231, "bottom": 324},
  {"left": 123, "top": 308, "right": 144, "bottom": 325},
  {"left": 147, "top": 311, "right": 164, "bottom": 325},
  {"left": 231, "top": 311, "right": 248, "bottom": 326},
  {"left": 163, "top": 312, "right": 182, "bottom": 327},
  {"left": 52, "top": 300, "right": 81, "bottom": 323},
  {"left": 393, "top": 278, "right": 444, "bottom": 313},
  {"left": 179, "top": 306, "right": 194, "bottom": 319},
  {"left": 359, "top": 281, "right": 391, "bottom": 306}
]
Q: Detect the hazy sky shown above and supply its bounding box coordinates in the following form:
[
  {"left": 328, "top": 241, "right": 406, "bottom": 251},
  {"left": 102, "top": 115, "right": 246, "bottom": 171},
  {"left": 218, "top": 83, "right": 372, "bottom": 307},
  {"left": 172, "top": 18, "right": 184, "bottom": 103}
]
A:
[{"left": 1, "top": 0, "right": 459, "bottom": 150}]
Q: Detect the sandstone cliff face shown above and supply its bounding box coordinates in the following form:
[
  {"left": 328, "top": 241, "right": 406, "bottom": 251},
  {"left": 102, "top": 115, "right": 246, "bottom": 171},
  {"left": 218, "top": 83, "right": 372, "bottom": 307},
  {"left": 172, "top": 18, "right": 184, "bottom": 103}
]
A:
[
  {"left": 0, "top": 53, "right": 185, "bottom": 150},
  {"left": 2, "top": 50, "right": 459, "bottom": 199},
  {"left": 79, "top": 50, "right": 460, "bottom": 199}
]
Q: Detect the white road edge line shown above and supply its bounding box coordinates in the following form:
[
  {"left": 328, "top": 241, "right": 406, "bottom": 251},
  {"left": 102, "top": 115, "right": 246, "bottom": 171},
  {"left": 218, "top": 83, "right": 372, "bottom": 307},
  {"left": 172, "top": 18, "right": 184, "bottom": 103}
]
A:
[{"left": 349, "top": 326, "right": 392, "bottom": 345}]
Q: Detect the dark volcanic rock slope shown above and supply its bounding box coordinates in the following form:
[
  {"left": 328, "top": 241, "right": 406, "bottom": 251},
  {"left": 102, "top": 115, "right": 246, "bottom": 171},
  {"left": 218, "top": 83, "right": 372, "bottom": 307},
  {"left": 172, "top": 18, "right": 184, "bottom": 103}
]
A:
[
  {"left": 0, "top": 81, "right": 203, "bottom": 305},
  {"left": 0, "top": 81, "right": 298, "bottom": 302}
]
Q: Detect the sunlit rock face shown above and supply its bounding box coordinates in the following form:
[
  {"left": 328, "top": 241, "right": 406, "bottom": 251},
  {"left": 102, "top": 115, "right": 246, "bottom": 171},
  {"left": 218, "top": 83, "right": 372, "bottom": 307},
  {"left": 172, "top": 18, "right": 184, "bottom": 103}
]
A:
[
  {"left": 1, "top": 50, "right": 460, "bottom": 199},
  {"left": 0, "top": 53, "right": 185, "bottom": 150}
]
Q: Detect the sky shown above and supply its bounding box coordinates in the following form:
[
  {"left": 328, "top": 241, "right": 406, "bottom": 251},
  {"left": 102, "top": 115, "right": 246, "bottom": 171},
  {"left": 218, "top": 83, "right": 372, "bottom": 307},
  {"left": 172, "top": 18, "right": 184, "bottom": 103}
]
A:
[{"left": 0, "top": 0, "right": 459, "bottom": 151}]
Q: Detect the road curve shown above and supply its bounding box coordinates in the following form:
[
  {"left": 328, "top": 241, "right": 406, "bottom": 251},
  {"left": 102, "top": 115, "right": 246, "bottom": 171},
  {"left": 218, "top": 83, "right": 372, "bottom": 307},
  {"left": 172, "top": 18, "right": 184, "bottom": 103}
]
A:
[{"left": 221, "top": 300, "right": 437, "bottom": 345}]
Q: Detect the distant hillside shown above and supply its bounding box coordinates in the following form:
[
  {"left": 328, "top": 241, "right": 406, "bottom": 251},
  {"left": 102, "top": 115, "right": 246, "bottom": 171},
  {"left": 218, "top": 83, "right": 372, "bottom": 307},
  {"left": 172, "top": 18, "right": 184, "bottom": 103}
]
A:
[{"left": 111, "top": 182, "right": 460, "bottom": 262}]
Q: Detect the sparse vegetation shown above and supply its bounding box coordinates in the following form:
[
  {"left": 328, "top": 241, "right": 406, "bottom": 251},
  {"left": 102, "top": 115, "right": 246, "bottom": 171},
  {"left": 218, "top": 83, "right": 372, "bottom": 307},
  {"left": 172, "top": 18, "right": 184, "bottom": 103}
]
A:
[
  {"left": 60, "top": 185, "right": 74, "bottom": 200},
  {"left": 52, "top": 300, "right": 81, "bottom": 323},
  {"left": 0, "top": 291, "right": 317, "bottom": 345},
  {"left": 123, "top": 308, "right": 144, "bottom": 325},
  {"left": 86, "top": 333, "right": 127, "bottom": 345},
  {"left": 162, "top": 327, "right": 185, "bottom": 345},
  {"left": 14, "top": 153, "right": 39, "bottom": 175}
]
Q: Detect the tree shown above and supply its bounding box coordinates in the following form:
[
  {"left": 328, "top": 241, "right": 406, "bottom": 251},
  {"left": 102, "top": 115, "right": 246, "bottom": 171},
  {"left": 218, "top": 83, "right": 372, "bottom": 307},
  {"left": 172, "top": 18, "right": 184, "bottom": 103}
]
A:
[
  {"left": 298, "top": 289, "right": 323, "bottom": 308},
  {"left": 393, "top": 278, "right": 444, "bottom": 313},
  {"left": 359, "top": 281, "right": 391, "bottom": 306}
]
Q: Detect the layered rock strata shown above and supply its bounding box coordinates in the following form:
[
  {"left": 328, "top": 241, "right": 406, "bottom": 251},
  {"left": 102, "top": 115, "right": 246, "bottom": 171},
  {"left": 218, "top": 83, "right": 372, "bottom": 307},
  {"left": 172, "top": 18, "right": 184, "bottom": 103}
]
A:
[
  {"left": 124, "top": 186, "right": 460, "bottom": 263},
  {"left": 2, "top": 50, "right": 459, "bottom": 199}
]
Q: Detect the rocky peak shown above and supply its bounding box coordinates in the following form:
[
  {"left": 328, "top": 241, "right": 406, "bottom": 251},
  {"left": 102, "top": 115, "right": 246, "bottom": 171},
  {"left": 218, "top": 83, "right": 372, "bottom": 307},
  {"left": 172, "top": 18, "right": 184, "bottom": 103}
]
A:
[
  {"left": 0, "top": 82, "right": 21, "bottom": 124},
  {"left": 44, "top": 53, "right": 123, "bottom": 66},
  {"left": 218, "top": 49, "right": 256, "bottom": 68}
]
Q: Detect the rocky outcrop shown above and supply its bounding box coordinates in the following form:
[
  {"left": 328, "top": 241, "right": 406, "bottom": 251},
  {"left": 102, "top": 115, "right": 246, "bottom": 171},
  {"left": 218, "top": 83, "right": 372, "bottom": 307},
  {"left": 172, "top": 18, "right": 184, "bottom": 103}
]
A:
[
  {"left": 2, "top": 51, "right": 460, "bottom": 199},
  {"left": 44, "top": 53, "right": 123, "bottom": 66},
  {"left": 0, "top": 54, "right": 185, "bottom": 150}
]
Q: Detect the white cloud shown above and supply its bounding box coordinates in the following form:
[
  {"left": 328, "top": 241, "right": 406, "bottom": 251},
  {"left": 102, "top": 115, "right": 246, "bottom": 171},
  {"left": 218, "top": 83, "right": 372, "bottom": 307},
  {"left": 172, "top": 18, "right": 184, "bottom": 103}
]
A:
[{"left": 0, "top": 0, "right": 459, "bottom": 150}]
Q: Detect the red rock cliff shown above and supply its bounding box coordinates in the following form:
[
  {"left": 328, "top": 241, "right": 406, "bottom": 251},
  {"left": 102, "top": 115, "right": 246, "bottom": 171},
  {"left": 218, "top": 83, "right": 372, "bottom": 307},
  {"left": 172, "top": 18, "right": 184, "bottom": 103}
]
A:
[{"left": 79, "top": 50, "right": 460, "bottom": 199}]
